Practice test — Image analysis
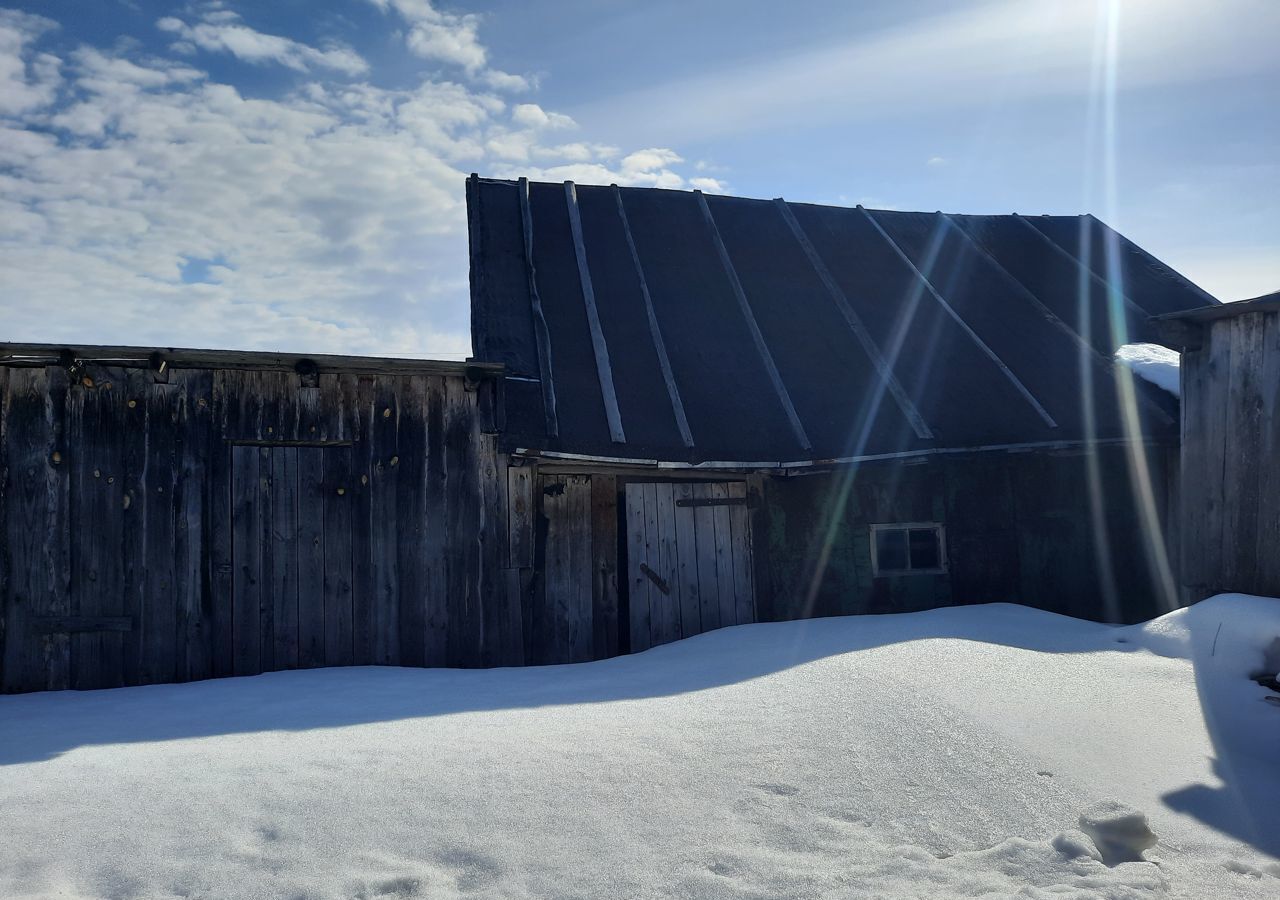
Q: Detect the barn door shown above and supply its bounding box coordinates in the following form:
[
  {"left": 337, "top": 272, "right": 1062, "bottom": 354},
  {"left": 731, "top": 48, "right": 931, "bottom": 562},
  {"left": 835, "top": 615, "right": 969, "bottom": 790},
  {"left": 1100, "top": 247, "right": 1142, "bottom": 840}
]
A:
[
  {"left": 230, "top": 444, "right": 354, "bottom": 676},
  {"left": 625, "top": 482, "right": 754, "bottom": 652}
]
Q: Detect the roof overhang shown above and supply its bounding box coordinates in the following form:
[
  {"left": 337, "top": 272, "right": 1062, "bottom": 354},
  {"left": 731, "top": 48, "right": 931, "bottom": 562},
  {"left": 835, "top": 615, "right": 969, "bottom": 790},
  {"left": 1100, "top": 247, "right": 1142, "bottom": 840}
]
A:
[{"left": 0, "top": 341, "right": 504, "bottom": 380}]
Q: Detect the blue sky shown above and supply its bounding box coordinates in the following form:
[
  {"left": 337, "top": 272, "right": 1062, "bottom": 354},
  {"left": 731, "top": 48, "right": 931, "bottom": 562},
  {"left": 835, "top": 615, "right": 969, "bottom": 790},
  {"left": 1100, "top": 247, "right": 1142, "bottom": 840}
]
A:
[{"left": 1, "top": 0, "right": 1276, "bottom": 357}]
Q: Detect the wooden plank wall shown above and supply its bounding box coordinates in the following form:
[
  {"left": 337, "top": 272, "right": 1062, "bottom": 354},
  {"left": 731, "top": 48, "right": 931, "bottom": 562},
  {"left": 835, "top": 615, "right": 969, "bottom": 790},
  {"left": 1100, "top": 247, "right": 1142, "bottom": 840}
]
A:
[
  {"left": 525, "top": 472, "right": 620, "bottom": 664},
  {"left": 758, "top": 443, "right": 1181, "bottom": 625},
  {"left": 623, "top": 481, "right": 755, "bottom": 651},
  {"left": 1181, "top": 310, "right": 1280, "bottom": 599},
  {"left": 0, "top": 364, "right": 515, "bottom": 693}
]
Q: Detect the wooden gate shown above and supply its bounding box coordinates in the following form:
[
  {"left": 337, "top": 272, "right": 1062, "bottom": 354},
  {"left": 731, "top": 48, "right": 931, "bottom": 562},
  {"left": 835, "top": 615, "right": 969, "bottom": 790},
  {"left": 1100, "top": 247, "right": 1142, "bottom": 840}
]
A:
[
  {"left": 625, "top": 481, "right": 755, "bottom": 652},
  {"left": 230, "top": 443, "right": 354, "bottom": 675}
]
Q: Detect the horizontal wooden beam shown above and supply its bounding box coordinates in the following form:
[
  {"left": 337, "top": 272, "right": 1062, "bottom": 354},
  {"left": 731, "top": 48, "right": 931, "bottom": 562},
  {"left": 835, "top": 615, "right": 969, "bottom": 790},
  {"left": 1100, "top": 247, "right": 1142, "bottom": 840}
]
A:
[
  {"left": 675, "top": 495, "right": 749, "bottom": 508},
  {"left": 0, "top": 342, "right": 501, "bottom": 379}
]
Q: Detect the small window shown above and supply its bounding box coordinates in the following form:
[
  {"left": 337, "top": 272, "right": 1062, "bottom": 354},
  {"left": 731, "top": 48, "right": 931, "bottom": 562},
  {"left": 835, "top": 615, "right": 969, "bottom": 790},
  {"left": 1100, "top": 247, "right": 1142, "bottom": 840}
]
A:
[{"left": 871, "top": 523, "right": 946, "bottom": 575}]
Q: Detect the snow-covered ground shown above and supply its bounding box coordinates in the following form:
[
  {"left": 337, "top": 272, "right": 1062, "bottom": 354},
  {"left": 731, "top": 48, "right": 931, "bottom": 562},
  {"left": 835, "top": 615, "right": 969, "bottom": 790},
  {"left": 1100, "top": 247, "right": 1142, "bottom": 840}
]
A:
[{"left": 2, "top": 595, "right": 1278, "bottom": 899}]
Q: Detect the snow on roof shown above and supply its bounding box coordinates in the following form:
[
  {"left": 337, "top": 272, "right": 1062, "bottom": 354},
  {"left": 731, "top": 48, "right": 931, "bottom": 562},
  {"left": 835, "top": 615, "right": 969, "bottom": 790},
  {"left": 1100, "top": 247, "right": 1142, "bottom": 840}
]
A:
[{"left": 1116, "top": 343, "right": 1180, "bottom": 398}]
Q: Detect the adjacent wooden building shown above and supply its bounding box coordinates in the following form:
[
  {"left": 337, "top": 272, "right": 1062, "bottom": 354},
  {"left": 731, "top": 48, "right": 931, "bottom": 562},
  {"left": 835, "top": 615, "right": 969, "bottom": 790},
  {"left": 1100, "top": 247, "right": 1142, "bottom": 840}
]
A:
[
  {"left": 1, "top": 178, "right": 1222, "bottom": 692},
  {"left": 0, "top": 348, "right": 518, "bottom": 692},
  {"left": 1157, "top": 290, "right": 1280, "bottom": 600}
]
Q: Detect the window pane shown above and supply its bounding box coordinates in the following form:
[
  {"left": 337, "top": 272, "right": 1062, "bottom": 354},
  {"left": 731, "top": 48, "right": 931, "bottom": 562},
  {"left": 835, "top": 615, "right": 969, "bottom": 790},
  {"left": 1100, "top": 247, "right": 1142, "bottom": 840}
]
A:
[
  {"left": 876, "top": 529, "right": 908, "bottom": 572},
  {"left": 908, "top": 528, "right": 940, "bottom": 570}
]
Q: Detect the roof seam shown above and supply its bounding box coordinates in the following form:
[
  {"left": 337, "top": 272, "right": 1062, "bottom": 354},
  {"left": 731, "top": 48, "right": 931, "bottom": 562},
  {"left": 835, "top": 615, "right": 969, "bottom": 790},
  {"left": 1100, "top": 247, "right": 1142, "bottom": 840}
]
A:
[
  {"left": 696, "top": 191, "right": 812, "bottom": 452},
  {"left": 940, "top": 214, "right": 1175, "bottom": 428},
  {"left": 564, "top": 181, "right": 626, "bottom": 444},
  {"left": 1013, "top": 214, "right": 1150, "bottom": 321},
  {"left": 518, "top": 177, "right": 559, "bottom": 438},
  {"left": 613, "top": 185, "right": 695, "bottom": 448},
  {"left": 859, "top": 207, "right": 1059, "bottom": 430},
  {"left": 773, "top": 198, "right": 934, "bottom": 442}
]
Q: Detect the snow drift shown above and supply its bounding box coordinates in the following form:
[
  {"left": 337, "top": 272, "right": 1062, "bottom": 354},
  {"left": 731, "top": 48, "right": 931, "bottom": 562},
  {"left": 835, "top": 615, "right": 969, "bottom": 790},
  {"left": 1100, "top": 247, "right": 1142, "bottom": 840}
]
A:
[
  {"left": 1, "top": 595, "right": 1278, "bottom": 899},
  {"left": 1116, "top": 342, "right": 1181, "bottom": 397}
]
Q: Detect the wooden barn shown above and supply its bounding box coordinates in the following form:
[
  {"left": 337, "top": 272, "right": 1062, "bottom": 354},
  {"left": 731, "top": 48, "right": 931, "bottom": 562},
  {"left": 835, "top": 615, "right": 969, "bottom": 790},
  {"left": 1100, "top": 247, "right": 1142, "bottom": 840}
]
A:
[
  {"left": 0, "top": 177, "right": 1219, "bottom": 693},
  {"left": 465, "top": 176, "right": 1215, "bottom": 656}
]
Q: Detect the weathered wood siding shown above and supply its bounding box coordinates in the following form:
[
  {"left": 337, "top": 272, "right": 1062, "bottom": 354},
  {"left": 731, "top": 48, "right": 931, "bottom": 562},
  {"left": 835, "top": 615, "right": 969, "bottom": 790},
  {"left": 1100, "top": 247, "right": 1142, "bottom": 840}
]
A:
[
  {"left": 0, "top": 364, "right": 515, "bottom": 693},
  {"left": 1181, "top": 310, "right": 1280, "bottom": 600},
  {"left": 757, "top": 444, "right": 1180, "bottom": 625}
]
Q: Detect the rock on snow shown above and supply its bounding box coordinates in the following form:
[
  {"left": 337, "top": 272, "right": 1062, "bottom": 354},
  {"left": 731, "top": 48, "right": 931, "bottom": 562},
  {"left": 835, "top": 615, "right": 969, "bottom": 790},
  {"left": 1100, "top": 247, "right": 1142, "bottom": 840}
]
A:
[{"left": 2, "top": 595, "right": 1279, "bottom": 899}]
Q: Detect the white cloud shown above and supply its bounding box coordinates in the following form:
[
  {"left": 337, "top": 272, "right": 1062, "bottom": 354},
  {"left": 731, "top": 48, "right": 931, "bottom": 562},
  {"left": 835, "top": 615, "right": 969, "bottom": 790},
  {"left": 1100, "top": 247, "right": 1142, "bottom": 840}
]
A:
[
  {"left": 0, "top": 10, "right": 61, "bottom": 115},
  {"left": 156, "top": 10, "right": 368, "bottom": 76},
  {"left": 366, "top": 0, "right": 531, "bottom": 92},
  {"left": 0, "top": 10, "right": 712, "bottom": 356},
  {"left": 927, "top": 156, "right": 947, "bottom": 167},
  {"left": 511, "top": 103, "right": 574, "bottom": 130}
]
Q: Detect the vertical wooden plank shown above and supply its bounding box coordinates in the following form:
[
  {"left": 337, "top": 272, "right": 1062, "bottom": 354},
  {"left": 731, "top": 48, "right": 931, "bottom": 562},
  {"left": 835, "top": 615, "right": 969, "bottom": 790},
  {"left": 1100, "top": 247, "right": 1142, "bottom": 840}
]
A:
[
  {"left": 44, "top": 367, "right": 72, "bottom": 691},
  {"left": 323, "top": 445, "right": 354, "bottom": 666},
  {"left": 710, "top": 482, "right": 738, "bottom": 627},
  {"left": 141, "top": 383, "right": 180, "bottom": 684},
  {"left": 422, "top": 377, "right": 449, "bottom": 666},
  {"left": 175, "top": 370, "right": 213, "bottom": 682},
  {"left": 296, "top": 447, "right": 326, "bottom": 667},
  {"left": 672, "top": 482, "right": 702, "bottom": 640},
  {"left": 1222, "top": 316, "right": 1262, "bottom": 592},
  {"left": 255, "top": 446, "right": 275, "bottom": 673},
  {"left": 650, "top": 482, "right": 680, "bottom": 646},
  {"left": 270, "top": 447, "right": 300, "bottom": 670},
  {"left": 0, "top": 365, "right": 9, "bottom": 690},
  {"left": 1255, "top": 313, "right": 1280, "bottom": 597},
  {"left": 209, "top": 371, "right": 235, "bottom": 677},
  {"left": 0, "top": 365, "right": 8, "bottom": 690},
  {"left": 229, "top": 444, "right": 261, "bottom": 676},
  {"left": 590, "top": 473, "right": 619, "bottom": 660},
  {"left": 540, "top": 476, "right": 570, "bottom": 663},
  {"left": 624, "top": 482, "right": 651, "bottom": 653},
  {"left": 350, "top": 375, "right": 376, "bottom": 666},
  {"left": 507, "top": 465, "right": 534, "bottom": 568},
  {"left": 117, "top": 368, "right": 148, "bottom": 687},
  {"left": 567, "top": 475, "right": 593, "bottom": 663},
  {"left": 369, "top": 378, "right": 401, "bottom": 666},
  {"left": 479, "top": 435, "right": 518, "bottom": 666},
  {"left": 397, "top": 377, "right": 429, "bottom": 668},
  {"left": 746, "top": 474, "right": 773, "bottom": 623},
  {"left": 444, "top": 377, "right": 483, "bottom": 667},
  {"left": 691, "top": 483, "right": 722, "bottom": 633},
  {"left": 727, "top": 481, "right": 756, "bottom": 624}
]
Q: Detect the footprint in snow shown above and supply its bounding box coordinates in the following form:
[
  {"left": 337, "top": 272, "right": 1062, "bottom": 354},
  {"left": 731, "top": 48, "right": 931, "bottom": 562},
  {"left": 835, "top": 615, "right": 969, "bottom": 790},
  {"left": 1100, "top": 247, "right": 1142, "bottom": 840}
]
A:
[{"left": 754, "top": 782, "right": 800, "bottom": 797}]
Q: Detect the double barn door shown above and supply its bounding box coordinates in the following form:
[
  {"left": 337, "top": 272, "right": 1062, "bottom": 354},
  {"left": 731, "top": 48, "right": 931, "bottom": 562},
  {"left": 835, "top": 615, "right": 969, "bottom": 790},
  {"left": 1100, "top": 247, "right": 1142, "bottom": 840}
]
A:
[{"left": 625, "top": 481, "right": 755, "bottom": 651}]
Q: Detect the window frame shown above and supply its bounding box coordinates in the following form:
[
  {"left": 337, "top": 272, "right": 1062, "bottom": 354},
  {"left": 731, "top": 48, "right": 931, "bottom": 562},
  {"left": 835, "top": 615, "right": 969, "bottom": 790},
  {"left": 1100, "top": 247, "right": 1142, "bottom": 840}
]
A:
[{"left": 869, "top": 522, "right": 948, "bottom": 576}]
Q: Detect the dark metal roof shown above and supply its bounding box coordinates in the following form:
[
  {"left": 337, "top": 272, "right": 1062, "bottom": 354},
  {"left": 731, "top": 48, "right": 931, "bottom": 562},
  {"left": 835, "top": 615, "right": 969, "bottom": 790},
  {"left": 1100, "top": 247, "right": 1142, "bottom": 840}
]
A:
[
  {"left": 467, "top": 176, "right": 1216, "bottom": 464},
  {"left": 1155, "top": 288, "right": 1280, "bottom": 324}
]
